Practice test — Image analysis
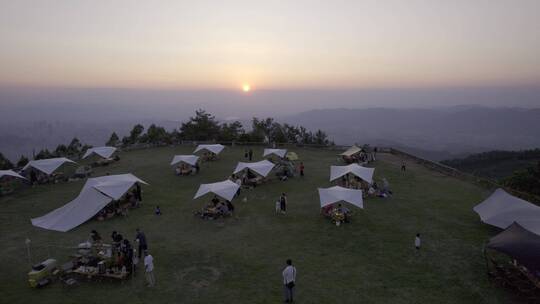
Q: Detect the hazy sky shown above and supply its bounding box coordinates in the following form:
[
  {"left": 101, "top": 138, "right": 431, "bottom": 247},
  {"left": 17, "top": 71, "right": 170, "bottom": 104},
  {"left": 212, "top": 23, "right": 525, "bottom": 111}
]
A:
[{"left": 1, "top": 0, "right": 539, "bottom": 90}]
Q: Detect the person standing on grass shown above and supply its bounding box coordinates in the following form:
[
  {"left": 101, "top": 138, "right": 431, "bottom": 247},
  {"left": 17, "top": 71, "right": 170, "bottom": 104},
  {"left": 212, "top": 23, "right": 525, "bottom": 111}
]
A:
[
  {"left": 279, "top": 193, "right": 288, "bottom": 214},
  {"left": 135, "top": 228, "right": 148, "bottom": 259},
  {"left": 135, "top": 182, "right": 142, "bottom": 202},
  {"left": 144, "top": 250, "right": 155, "bottom": 287},
  {"left": 415, "top": 233, "right": 421, "bottom": 250},
  {"left": 248, "top": 148, "right": 253, "bottom": 161},
  {"left": 282, "top": 259, "right": 296, "bottom": 303},
  {"left": 299, "top": 162, "right": 305, "bottom": 177},
  {"left": 401, "top": 161, "right": 407, "bottom": 172}
]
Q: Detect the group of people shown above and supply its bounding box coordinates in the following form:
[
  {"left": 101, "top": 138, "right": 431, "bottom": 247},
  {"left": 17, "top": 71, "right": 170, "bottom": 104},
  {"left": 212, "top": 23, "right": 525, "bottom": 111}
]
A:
[
  {"left": 321, "top": 203, "right": 351, "bottom": 225},
  {"left": 367, "top": 178, "right": 393, "bottom": 198},
  {"left": 196, "top": 195, "right": 235, "bottom": 220},
  {"left": 175, "top": 162, "right": 200, "bottom": 176},
  {"left": 95, "top": 183, "right": 143, "bottom": 220},
  {"left": 244, "top": 148, "right": 254, "bottom": 161},
  {"left": 87, "top": 228, "right": 155, "bottom": 286}
]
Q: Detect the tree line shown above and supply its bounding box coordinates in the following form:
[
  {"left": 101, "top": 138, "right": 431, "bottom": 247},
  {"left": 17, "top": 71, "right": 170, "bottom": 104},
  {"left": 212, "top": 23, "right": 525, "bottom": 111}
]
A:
[
  {"left": 442, "top": 149, "right": 540, "bottom": 197},
  {"left": 0, "top": 110, "right": 331, "bottom": 170},
  {"left": 106, "top": 110, "right": 332, "bottom": 147}
]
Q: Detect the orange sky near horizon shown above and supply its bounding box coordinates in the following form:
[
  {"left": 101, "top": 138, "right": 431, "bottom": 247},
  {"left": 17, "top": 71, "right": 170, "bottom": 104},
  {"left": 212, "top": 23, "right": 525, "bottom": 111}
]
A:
[{"left": 1, "top": 1, "right": 539, "bottom": 90}]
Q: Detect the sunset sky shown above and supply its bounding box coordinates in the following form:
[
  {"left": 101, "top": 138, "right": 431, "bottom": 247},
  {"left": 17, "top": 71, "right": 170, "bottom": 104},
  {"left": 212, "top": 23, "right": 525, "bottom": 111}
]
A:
[{"left": 1, "top": 0, "right": 539, "bottom": 90}]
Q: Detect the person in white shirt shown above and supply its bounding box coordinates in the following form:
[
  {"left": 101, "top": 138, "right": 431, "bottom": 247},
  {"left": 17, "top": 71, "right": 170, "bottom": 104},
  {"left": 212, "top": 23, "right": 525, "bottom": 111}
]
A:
[
  {"left": 282, "top": 259, "right": 296, "bottom": 303},
  {"left": 144, "top": 251, "right": 155, "bottom": 287},
  {"left": 415, "top": 233, "right": 421, "bottom": 250}
]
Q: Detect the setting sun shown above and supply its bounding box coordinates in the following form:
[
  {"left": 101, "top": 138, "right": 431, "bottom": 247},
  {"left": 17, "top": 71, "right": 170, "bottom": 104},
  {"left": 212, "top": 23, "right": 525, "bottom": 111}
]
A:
[{"left": 242, "top": 84, "right": 251, "bottom": 92}]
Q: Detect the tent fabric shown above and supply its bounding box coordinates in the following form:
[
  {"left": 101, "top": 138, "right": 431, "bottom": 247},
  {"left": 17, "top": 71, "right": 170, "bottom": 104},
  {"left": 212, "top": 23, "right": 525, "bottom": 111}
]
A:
[
  {"left": 193, "top": 144, "right": 225, "bottom": 155},
  {"left": 233, "top": 160, "right": 276, "bottom": 177},
  {"left": 487, "top": 222, "right": 540, "bottom": 274},
  {"left": 340, "top": 145, "right": 362, "bottom": 157},
  {"left": 330, "top": 164, "right": 375, "bottom": 184},
  {"left": 318, "top": 186, "right": 364, "bottom": 209},
  {"left": 82, "top": 146, "right": 117, "bottom": 159},
  {"left": 23, "top": 158, "right": 77, "bottom": 175},
  {"left": 170, "top": 155, "right": 199, "bottom": 166},
  {"left": 31, "top": 174, "right": 147, "bottom": 232},
  {"left": 473, "top": 188, "right": 540, "bottom": 234},
  {"left": 263, "top": 148, "right": 287, "bottom": 158},
  {"left": 193, "top": 180, "right": 239, "bottom": 201},
  {"left": 286, "top": 152, "right": 299, "bottom": 161},
  {"left": 0, "top": 169, "right": 26, "bottom": 180}
]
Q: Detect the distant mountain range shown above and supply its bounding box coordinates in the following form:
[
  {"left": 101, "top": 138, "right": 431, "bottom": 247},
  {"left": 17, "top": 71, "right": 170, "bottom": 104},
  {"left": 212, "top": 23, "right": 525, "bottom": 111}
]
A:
[
  {"left": 282, "top": 106, "right": 540, "bottom": 160},
  {"left": 0, "top": 105, "right": 539, "bottom": 162}
]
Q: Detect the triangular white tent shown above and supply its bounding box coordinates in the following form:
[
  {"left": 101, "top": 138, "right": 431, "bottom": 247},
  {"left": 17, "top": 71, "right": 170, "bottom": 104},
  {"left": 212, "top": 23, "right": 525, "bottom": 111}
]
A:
[
  {"left": 194, "top": 144, "right": 225, "bottom": 155},
  {"left": 263, "top": 148, "right": 287, "bottom": 158},
  {"left": 23, "top": 158, "right": 77, "bottom": 175},
  {"left": 82, "top": 146, "right": 117, "bottom": 159},
  {"left": 340, "top": 145, "right": 362, "bottom": 157},
  {"left": 31, "top": 174, "right": 147, "bottom": 232},
  {"left": 233, "top": 160, "right": 276, "bottom": 177},
  {"left": 318, "top": 186, "right": 364, "bottom": 209},
  {"left": 473, "top": 188, "right": 540, "bottom": 234},
  {"left": 170, "top": 155, "right": 199, "bottom": 166},
  {"left": 330, "top": 164, "right": 375, "bottom": 184},
  {"left": 0, "top": 169, "right": 26, "bottom": 180},
  {"left": 194, "top": 180, "right": 239, "bottom": 201}
]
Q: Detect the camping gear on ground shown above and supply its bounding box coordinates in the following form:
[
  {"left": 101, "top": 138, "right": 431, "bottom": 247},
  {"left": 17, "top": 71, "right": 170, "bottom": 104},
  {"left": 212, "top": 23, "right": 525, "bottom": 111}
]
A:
[{"left": 28, "top": 259, "right": 57, "bottom": 288}]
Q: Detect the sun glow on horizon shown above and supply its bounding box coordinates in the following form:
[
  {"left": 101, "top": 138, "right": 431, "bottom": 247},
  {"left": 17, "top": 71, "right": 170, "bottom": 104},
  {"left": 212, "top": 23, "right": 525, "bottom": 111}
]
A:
[{"left": 242, "top": 84, "right": 251, "bottom": 92}]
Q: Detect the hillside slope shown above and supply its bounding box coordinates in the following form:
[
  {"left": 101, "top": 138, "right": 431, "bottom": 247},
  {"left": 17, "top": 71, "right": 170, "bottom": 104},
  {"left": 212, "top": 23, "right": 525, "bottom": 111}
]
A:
[{"left": 0, "top": 146, "right": 519, "bottom": 303}]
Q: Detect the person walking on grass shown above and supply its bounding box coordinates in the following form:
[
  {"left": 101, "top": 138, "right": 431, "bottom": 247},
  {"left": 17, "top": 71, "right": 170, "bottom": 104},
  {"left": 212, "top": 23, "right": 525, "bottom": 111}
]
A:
[
  {"left": 299, "top": 162, "right": 305, "bottom": 177},
  {"left": 144, "top": 250, "right": 155, "bottom": 287},
  {"left": 401, "top": 160, "right": 407, "bottom": 172},
  {"left": 282, "top": 259, "right": 297, "bottom": 303}
]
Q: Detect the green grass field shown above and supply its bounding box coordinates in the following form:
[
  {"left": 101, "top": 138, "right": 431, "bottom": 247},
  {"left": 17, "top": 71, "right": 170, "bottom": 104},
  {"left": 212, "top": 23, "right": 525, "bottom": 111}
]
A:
[{"left": 0, "top": 146, "right": 520, "bottom": 303}]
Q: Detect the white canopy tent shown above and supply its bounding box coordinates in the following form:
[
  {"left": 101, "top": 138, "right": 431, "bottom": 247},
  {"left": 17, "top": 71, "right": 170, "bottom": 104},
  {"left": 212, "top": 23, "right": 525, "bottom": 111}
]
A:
[
  {"left": 330, "top": 164, "right": 375, "bottom": 184},
  {"left": 340, "top": 145, "right": 362, "bottom": 157},
  {"left": 318, "top": 186, "right": 364, "bottom": 209},
  {"left": 31, "top": 173, "right": 147, "bottom": 232},
  {"left": 170, "top": 155, "right": 199, "bottom": 166},
  {"left": 23, "top": 157, "right": 77, "bottom": 175},
  {"left": 233, "top": 160, "right": 276, "bottom": 177},
  {"left": 193, "top": 180, "right": 240, "bottom": 201},
  {"left": 473, "top": 188, "right": 540, "bottom": 235},
  {"left": 193, "top": 144, "right": 225, "bottom": 155},
  {"left": 82, "top": 146, "right": 117, "bottom": 159},
  {"left": 263, "top": 148, "right": 287, "bottom": 158},
  {"left": 0, "top": 169, "right": 26, "bottom": 180}
]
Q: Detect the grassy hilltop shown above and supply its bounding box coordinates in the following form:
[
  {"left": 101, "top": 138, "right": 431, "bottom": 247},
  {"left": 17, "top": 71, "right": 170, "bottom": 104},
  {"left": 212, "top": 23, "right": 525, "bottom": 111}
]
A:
[{"left": 0, "top": 145, "right": 519, "bottom": 303}]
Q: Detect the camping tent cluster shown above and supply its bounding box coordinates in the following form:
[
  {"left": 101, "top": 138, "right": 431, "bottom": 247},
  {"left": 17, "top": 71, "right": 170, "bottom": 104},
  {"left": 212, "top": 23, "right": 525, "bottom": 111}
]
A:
[
  {"left": 82, "top": 146, "right": 117, "bottom": 160},
  {"left": 316, "top": 146, "right": 378, "bottom": 217},
  {"left": 263, "top": 148, "right": 287, "bottom": 159},
  {"left": 474, "top": 189, "right": 540, "bottom": 277},
  {"left": 474, "top": 188, "right": 540, "bottom": 235},
  {"left": 0, "top": 170, "right": 26, "bottom": 180},
  {"left": 330, "top": 164, "right": 375, "bottom": 184},
  {"left": 234, "top": 160, "right": 276, "bottom": 178},
  {"left": 31, "top": 174, "right": 147, "bottom": 232},
  {"left": 23, "top": 157, "right": 77, "bottom": 176}
]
